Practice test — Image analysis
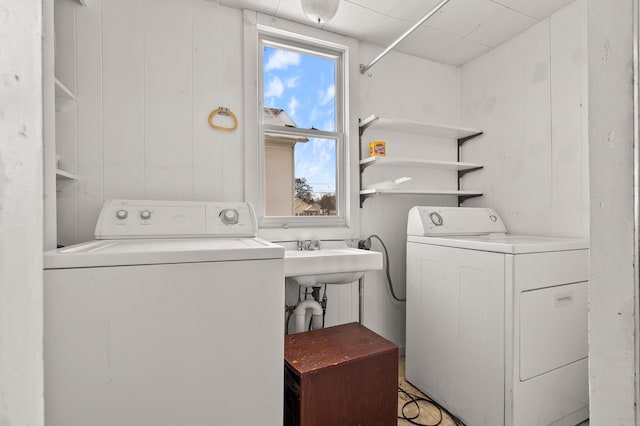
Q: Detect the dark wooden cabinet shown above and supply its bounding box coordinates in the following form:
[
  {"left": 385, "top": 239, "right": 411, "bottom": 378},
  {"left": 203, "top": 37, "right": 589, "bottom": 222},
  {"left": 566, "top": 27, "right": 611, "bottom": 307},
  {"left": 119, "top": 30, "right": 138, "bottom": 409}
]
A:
[{"left": 284, "top": 322, "right": 398, "bottom": 426}]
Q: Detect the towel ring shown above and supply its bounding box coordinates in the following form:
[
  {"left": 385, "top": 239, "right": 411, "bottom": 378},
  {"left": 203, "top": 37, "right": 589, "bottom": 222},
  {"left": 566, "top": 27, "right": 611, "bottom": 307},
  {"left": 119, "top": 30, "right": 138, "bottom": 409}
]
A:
[{"left": 208, "top": 107, "right": 238, "bottom": 131}]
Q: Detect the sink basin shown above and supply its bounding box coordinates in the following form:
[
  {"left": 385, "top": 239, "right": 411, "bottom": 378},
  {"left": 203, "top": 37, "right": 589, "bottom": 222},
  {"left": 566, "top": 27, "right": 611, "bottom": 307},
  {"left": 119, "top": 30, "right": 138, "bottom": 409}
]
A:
[{"left": 284, "top": 248, "right": 383, "bottom": 287}]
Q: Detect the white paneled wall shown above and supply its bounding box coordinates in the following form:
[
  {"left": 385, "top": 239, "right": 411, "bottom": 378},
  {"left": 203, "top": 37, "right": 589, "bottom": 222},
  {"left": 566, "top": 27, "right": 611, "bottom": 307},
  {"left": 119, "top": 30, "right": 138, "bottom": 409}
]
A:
[
  {"left": 67, "top": 0, "right": 244, "bottom": 244},
  {"left": 359, "top": 45, "right": 462, "bottom": 349},
  {"left": 461, "top": 0, "right": 588, "bottom": 238}
]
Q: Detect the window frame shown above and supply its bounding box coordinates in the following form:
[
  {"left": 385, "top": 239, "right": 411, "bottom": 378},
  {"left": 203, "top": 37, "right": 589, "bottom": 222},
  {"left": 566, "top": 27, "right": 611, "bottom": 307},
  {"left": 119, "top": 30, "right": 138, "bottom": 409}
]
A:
[{"left": 243, "top": 10, "right": 360, "bottom": 241}]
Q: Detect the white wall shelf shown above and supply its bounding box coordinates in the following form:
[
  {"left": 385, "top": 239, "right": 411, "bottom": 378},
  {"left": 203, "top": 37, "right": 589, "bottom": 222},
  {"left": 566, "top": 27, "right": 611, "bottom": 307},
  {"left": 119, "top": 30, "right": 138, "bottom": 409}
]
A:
[
  {"left": 360, "top": 188, "right": 483, "bottom": 203},
  {"left": 359, "top": 114, "right": 483, "bottom": 143},
  {"left": 56, "top": 169, "right": 78, "bottom": 180},
  {"left": 360, "top": 156, "right": 483, "bottom": 173},
  {"left": 358, "top": 115, "right": 484, "bottom": 206}
]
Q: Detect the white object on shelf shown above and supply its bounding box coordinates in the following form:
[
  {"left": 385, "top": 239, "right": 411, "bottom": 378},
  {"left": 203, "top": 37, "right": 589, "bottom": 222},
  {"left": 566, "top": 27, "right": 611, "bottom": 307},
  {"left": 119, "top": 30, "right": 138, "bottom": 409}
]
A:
[
  {"left": 360, "top": 156, "right": 482, "bottom": 171},
  {"left": 56, "top": 169, "right": 77, "bottom": 180},
  {"left": 359, "top": 114, "right": 482, "bottom": 139},
  {"left": 365, "top": 176, "right": 412, "bottom": 190}
]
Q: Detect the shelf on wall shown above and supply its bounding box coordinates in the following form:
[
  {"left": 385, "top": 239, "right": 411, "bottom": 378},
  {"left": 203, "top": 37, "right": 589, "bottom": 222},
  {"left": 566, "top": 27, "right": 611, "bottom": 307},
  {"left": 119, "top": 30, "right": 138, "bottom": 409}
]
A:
[
  {"left": 359, "top": 115, "right": 483, "bottom": 141},
  {"left": 55, "top": 78, "right": 75, "bottom": 111},
  {"left": 359, "top": 188, "right": 482, "bottom": 205},
  {"left": 360, "top": 156, "right": 483, "bottom": 173},
  {"left": 56, "top": 169, "right": 78, "bottom": 180}
]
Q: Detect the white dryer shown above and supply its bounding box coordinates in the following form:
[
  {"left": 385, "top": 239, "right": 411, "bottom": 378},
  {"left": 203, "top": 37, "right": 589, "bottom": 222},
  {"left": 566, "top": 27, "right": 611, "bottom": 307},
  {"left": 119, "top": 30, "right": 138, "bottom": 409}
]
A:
[
  {"left": 405, "top": 206, "right": 589, "bottom": 426},
  {"left": 44, "top": 200, "right": 284, "bottom": 426}
]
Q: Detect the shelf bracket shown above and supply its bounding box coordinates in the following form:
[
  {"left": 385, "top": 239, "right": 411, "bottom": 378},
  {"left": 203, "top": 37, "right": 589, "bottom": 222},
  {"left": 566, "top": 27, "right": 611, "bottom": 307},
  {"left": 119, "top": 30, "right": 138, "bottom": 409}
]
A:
[
  {"left": 458, "top": 193, "right": 483, "bottom": 204},
  {"left": 359, "top": 193, "right": 373, "bottom": 208},
  {"left": 458, "top": 166, "right": 484, "bottom": 178},
  {"left": 457, "top": 131, "right": 484, "bottom": 148}
]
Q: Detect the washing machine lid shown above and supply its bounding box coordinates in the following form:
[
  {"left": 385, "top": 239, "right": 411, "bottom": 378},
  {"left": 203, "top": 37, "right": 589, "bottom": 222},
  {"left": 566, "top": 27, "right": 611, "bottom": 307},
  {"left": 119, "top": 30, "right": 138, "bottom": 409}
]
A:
[
  {"left": 44, "top": 237, "right": 284, "bottom": 269},
  {"left": 407, "top": 233, "right": 588, "bottom": 254}
]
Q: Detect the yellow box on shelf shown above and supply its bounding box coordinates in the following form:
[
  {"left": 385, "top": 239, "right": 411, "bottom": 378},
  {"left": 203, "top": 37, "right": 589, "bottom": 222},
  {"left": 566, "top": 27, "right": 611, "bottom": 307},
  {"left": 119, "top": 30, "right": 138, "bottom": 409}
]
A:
[{"left": 369, "top": 141, "right": 386, "bottom": 157}]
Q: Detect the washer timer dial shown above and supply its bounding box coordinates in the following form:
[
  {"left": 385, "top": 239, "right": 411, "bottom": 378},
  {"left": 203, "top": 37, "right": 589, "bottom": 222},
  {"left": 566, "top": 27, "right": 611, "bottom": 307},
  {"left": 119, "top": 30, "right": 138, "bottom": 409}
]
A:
[
  {"left": 429, "top": 212, "right": 444, "bottom": 226},
  {"left": 219, "top": 208, "right": 240, "bottom": 225}
]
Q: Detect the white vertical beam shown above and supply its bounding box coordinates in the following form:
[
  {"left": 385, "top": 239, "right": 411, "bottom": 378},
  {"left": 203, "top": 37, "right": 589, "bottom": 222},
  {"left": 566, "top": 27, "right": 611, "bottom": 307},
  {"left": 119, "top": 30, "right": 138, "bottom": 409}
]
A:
[
  {"left": 588, "top": 0, "right": 638, "bottom": 424},
  {"left": 0, "top": 0, "right": 44, "bottom": 425}
]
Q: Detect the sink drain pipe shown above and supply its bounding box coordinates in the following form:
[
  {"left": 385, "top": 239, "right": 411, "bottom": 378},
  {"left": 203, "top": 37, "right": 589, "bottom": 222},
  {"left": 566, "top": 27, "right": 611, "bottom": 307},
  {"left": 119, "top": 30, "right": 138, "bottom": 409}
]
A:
[{"left": 293, "top": 300, "right": 323, "bottom": 333}]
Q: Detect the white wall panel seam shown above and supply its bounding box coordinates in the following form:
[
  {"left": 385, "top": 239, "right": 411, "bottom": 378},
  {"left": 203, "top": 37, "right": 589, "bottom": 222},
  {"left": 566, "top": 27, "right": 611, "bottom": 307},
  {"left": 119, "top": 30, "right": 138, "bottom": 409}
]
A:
[
  {"left": 142, "top": 0, "right": 146, "bottom": 199},
  {"left": 74, "top": 1, "right": 80, "bottom": 241},
  {"left": 547, "top": 17, "right": 554, "bottom": 236},
  {"left": 100, "top": 0, "right": 105, "bottom": 211},
  {"left": 191, "top": 1, "right": 195, "bottom": 199}
]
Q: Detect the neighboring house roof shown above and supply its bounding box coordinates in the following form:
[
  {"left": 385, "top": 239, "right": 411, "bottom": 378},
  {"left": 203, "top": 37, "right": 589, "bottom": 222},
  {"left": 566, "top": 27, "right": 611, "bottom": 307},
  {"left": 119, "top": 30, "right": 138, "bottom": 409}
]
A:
[
  {"left": 294, "top": 198, "right": 321, "bottom": 215},
  {"left": 264, "top": 108, "right": 308, "bottom": 144}
]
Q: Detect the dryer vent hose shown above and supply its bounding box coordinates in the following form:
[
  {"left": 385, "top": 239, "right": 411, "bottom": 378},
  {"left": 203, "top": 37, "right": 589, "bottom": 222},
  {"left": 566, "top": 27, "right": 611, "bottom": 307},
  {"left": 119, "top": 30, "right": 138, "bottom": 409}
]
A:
[{"left": 358, "top": 234, "right": 405, "bottom": 302}]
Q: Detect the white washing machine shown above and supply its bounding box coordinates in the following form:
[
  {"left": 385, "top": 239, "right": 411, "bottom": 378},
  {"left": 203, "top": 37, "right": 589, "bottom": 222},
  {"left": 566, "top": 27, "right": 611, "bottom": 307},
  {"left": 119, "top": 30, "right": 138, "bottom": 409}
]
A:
[
  {"left": 405, "top": 206, "right": 589, "bottom": 426},
  {"left": 44, "top": 200, "right": 284, "bottom": 426}
]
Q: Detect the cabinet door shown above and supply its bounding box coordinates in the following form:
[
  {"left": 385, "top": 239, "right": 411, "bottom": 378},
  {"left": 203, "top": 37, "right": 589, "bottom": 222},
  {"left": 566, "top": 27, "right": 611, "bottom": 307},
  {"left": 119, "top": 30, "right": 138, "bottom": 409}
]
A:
[
  {"left": 519, "top": 281, "right": 588, "bottom": 380},
  {"left": 406, "top": 243, "right": 505, "bottom": 426}
]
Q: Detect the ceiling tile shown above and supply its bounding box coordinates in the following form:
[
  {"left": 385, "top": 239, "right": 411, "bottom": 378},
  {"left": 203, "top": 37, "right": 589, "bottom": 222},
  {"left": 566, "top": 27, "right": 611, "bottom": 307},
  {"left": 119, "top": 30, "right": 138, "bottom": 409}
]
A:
[
  {"left": 424, "top": 0, "right": 502, "bottom": 37},
  {"left": 388, "top": 0, "right": 447, "bottom": 21},
  {"left": 465, "top": 5, "right": 538, "bottom": 47},
  {"left": 218, "top": 0, "right": 280, "bottom": 15},
  {"left": 357, "top": 15, "right": 416, "bottom": 48},
  {"left": 490, "top": 0, "right": 575, "bottom": 20},
  {"left": 435, "top": 37, "right": 492, "bottom": 65},
  {"left": 396, "top": 24, "right": 461, "bottom": 59},
  {"left": 344, "top": 0, "right": 398, "bottom": 16},
  {"left": 321, "top": 1, "right": 387, "bottom": 40}
]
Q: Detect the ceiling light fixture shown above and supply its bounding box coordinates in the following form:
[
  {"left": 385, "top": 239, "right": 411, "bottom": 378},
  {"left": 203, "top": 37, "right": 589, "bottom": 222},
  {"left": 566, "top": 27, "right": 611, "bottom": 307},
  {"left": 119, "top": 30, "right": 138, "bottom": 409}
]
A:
[{"left": 301, "top": 0, "right": 340, "bottom": 24}]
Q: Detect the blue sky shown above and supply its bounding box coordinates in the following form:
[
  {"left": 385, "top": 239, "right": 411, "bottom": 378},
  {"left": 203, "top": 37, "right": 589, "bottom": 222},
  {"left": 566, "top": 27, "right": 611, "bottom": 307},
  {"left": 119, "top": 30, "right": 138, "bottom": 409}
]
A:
[{"left": 263, "top": 46, "right": 336, "bottom": 197}]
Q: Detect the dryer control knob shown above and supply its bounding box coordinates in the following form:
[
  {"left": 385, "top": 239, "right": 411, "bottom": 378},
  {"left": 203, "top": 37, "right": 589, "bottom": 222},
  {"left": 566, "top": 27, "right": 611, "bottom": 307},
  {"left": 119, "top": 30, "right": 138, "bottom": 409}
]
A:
[
  {"left": 220, "top": 209, "right": 239, "bottom": 225},
  {"left": 116, "top": 209, "right": 128, "bottom": 220},
  {"left": 140, "top": 210, "right": 152, "bottom": 220},
  {"left": 429, "top": 212, "right": 443, "bottom": 226}
]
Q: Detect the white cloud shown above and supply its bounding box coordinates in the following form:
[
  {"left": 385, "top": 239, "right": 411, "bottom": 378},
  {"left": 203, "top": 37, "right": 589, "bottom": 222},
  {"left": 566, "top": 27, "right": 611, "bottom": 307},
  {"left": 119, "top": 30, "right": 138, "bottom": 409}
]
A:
[
  {"left": 285, "top": 76, "right": 300, "bottom": 89},
  {"left": 319, "top": 84, "right": 335, "bottom": 106},
  {"left": 288, "top": 97, "right": 299, "bottom": 121},
  {"left": 308, "top": 107, "right": 320, "bottom": 126},
  {"left": 265, "top": 50, "right": 301, "bottom": 71},
  {"left": 264, "top": 77, "right": 284, "bottom": 98}
]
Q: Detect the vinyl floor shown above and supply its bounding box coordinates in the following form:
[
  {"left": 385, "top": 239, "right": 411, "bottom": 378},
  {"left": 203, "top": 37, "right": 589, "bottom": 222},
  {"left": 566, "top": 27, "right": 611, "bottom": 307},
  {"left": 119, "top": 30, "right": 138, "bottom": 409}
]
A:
[{"left": 396, "top": 357, "right": 589, "bottom": 426}]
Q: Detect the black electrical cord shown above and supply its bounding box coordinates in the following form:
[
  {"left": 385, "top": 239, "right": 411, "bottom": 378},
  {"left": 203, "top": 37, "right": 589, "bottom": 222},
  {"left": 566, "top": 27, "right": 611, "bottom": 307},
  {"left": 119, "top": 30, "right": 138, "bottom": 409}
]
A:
[
  {"left": 398, "top": 386, "right": 466, "bottom": 426},
  {"left": 360, "top": 234, "right": 406, "bottom": 302}
]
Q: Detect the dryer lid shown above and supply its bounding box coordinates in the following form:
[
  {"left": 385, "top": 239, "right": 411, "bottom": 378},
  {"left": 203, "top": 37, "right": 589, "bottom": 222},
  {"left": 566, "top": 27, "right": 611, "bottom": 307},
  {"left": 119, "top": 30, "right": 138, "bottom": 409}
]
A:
[{"left": 407, "top": 206, "right": 507, "bottom": 236}]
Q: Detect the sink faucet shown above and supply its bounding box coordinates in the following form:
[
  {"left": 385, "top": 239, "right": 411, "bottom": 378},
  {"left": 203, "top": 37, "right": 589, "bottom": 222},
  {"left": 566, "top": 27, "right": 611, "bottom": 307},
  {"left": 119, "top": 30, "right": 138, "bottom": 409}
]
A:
[{"left": 297, "top": 240, "right": 321, "bottom": 251}]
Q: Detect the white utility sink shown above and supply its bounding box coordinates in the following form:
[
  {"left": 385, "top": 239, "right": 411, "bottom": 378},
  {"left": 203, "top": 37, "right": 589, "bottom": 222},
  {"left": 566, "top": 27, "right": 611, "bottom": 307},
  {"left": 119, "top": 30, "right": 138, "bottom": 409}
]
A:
[{"left": 284, "top": 248, "right": 383, "bottom": 287}]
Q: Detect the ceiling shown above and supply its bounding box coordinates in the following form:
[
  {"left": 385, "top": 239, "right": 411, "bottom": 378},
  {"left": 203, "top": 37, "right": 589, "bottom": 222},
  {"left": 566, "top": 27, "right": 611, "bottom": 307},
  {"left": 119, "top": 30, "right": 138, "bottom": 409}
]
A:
[{"left": 212, "top": 0, "right": 575, "bottom": 66}]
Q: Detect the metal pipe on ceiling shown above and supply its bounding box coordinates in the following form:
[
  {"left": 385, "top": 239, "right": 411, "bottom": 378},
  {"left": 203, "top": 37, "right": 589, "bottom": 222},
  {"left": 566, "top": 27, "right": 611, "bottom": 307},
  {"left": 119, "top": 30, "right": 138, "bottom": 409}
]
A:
[{"left": 359, "top": 0, "right": 451, "bottom": 75}]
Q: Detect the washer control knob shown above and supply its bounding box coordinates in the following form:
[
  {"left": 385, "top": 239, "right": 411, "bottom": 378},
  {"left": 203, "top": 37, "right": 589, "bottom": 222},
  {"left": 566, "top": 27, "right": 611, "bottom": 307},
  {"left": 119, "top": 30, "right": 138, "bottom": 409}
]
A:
[
  {"left": 429, "top": 212, "right": 444, "bottom": 226},
  {"left": 489, "top": 214, "right": 498, "bottom": 222},
  {"left": 140, "top": 210, "right": 152, "bottom": 220},
  {"left": 220, "top": 209, "right": 239, "bottom": 225},
  {"left": 116, "top": 209, "right": 128, "bottom": 220}
]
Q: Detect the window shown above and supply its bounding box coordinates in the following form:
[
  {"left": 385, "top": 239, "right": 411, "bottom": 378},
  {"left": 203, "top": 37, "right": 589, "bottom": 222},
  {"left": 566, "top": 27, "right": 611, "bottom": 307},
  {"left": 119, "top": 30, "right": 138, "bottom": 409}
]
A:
[
  {"left": 261, "top": 40, "right": 340, "bottom": 218},
  {"left": 244, "top": 12, "right": 359, "bottom": 240}
]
